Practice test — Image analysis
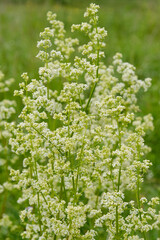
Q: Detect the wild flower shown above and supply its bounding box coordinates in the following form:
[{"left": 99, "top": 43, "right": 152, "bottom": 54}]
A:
[
  {"left": 10, "top": 3, "right": 160, "bottom": 240},
  {"left": 0, "top": 71, "right": 20, "bottom": 239}
]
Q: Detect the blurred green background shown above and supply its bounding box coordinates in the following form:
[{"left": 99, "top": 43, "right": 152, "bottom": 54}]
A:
[{"left": 0, "top": 0, "right": 160, "bottom": 183}]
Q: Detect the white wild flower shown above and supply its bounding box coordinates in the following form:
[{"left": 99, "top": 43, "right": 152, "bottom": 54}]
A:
[{"left": 9, "top": 3, "right": 160, "bottom": 240}]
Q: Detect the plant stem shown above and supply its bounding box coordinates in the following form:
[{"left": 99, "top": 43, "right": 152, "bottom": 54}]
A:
[
  {"left": 45, "top": 51, "right": 49, "bottom": 100},
  {"left": 31, "top": 125, "right": 64, "bottom": 156},
  {"left": 136, "top": 169, "right": 147, "bottom": 240},
  {"left": 67, "top": 110, "right": 77, "bottom": 204},
  {"left": 116, "top": 122, "right": 122, "bottom": 239},
  {"left": 62, "top": 176, "right": 68, "bottom": 203},
  {"left": 117, "top": 165, "right": 122, "bottom": 192},
  {"left": 40, "top": 191, "right": 53, "bottom": 216},
  {"left": 116, "top": 206, "right": 119, "bottom": 239},
  {"left": 37, "top": 192, "right": 42, "bottom": 234},
  {"left": 85, "top": 27, "right": 100, "bottom": 113},
  {"left": 47, "top": 78, "right": 49, "bottom": 100},
  {"left": 34, "top": 158, "right": 42, "bottom": 235}
]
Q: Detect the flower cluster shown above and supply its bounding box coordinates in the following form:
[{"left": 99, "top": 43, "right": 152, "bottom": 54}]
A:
[
  {"left": 0, "top": 71, "right": 20, "bottom": 239},
  {"left": 10, "top": 3, "right": 160, "bottom": 240}
]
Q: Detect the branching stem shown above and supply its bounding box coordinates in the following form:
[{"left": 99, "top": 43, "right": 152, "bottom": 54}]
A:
[{"left": 85, "top": 26, "right": 100, "bottom": 113}]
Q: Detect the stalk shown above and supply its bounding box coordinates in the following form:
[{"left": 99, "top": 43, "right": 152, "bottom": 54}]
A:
[
  {"left": 45, "top": 47, "right": 49, "bottom": 100},
  {"left": 136, "top": 147, "right": 147, "bottom": 240},
  {"left": 136, "top": 169, "right": 147, "bottom": 240},
  {"left": 110, "top": 157, "right": 114, "bottom": 188},
  {"left": 45, "top": 53, "right": 52, "bottom": 132},
  {"left": 54, "top": 235, "right": 57, "bottom": 240},
  {"left": 117, "top": 164, "right": 122, "bottom": 192},
  {"left": 85, "top": 26, "right": 100, "bottom": 113},
  {"left": 37, "top": 192, "right": 42, "bottom": 234},
  {"left": 75, "top": 137, "right": 85, "bottom": 199},
  {"left": 25, "top": 77, "right": 28, "bottom": 97},
  {"left": 60, "top": 176, "right": 63, "bottom": 200},
  {"left": 31, "top": 125, "right": 64, "bottom": 156},
  {"left": 47, "top": 77, "right": 50, "bottom": 100},
  {"left": 116, "top": 206, "right": 119, "bottom": 240},
  {"left": 116, "top": 122, "right": 122, "bottom": 239},
  {"left": 62, "top": 176, "right": 68, "bottom": 203},
  {"left": 40, "top": 191, "right": 53, "bottom": 216},
  {"left": 117, "top": 123, "right": 122, "bottom": 191},
  {"left": 34, "top": 158, "right": 42, "bottom": 235},
  {"left": 60, "top": 175, "right": 68, "bottom": 203},
  {"left": 67, "top": 110, "right": 76, "bottom": 203}
]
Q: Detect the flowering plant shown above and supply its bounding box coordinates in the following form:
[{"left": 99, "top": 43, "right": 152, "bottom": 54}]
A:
[
  {"left": 0, "top": 71, "right": 21, "bottom": 239},
  {"left": 9, "top": 3, "right": 160, "bottom": 239}
]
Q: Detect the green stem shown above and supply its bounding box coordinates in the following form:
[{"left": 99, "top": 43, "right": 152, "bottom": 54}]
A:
[
  {"left": 136, "top": 173, "right": 141, "bottom": 209},
  {"left": 75, "top": 173, "right": 79, "bottom": 195},
  {"left": 62, "top": 176, "right": 68, "bottom": 203},
  {"left": 37, "top": 192, "right": 42, "bottom": 234},
  {"left": 74, "top": 138, "right": 85, "bottom": 204},
  {"left": 54, "top": 235, "right": 57, "bottom": 240},
  {"left": 136, "top": 171, "right": 147, "bottom": 240},
  {"left": 85, "top": 27, "right": 100, "bottom": 113},
  {"left": 67, "top": 110, "right": 76, "bottom": 203},
  {"left": 117, "top": 165, "right": 122, "bottom": 192},
  {"left": 46, "top": 60, "right": 51, "bottom": 129},
  {"left": 34, "top": 158, "right": 42, "bottom": 235},
  {"left": 69, "top": 154, "right": 75, "bottom": 203},
  {"left": 60, "top": 175, "right": 68, "bottom": 203},
  {"left": 47, "top": 79, "right": 49, "bottom": 100},
  {"left": 136, "top": 146, "right": 147, "bottom": 240},
  {"left": 31, "top": 125, "right": 64, "bottom": 156},
  {"left": 40, "top": 191, "right": 52, "bottom": 216},
  {"left": 110, "top": 149, "right": 115, "bottom": 189},
  {"left": 116, "top": 122, "right": 122, "bottom": 239},
  {"left": 116, "top": 206, "right": 119, "bottom": 239},
  {"left": 117, "top": 122, "right": 122, "bottom": 192},
  {"left": 85, "top": 78, "right": 98, "bottom": 112},
  {"left": 45, "top": 48, "right": 49, "bottom": 100},
  {"left": 60, "top": 176, "right": 63, "bottom": 200},
  {"left": 28, "top": 156, "right": 33, "bottom": 178}
]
